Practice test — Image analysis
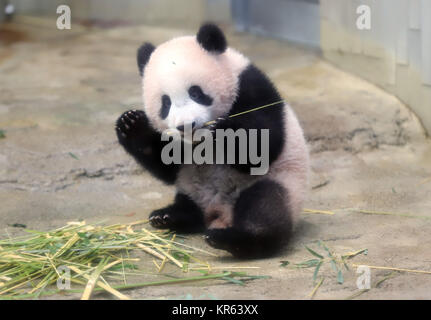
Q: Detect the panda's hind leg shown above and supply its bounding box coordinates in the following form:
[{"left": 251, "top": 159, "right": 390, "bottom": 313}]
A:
[
  {"left": 150, "top": 193, "right": 205, "bottom": 233},
  {"left": 204, "top": 179, "right": 293, "bottom": 258}
]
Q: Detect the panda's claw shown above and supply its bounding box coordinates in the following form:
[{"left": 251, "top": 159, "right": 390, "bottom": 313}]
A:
[
  {"left": 207, "top": 117, "right": 229, "bottom": 136},
  {"left": 149, "top": 209, "right": 173, "bottom": 229},
  {"left": 126, "top": 111, "right": 138, "bottom": 122},
  {"left": 149, "top": 214, "right": 165, "bottom": 228},
  {"left": 131, "top": 110, "right": 141, "bottom": 119},
  {"left": 121, "top": 116, "right": 132, "bottom": 128},
  {"left": 116, "top": 126, "right": 127, "bottom": 138},
  {"left": 203, "top": 234, "right": 211, "bottom": 243},
  {"left": 203, "top": 233, "right": 219, "bottom": 249}
]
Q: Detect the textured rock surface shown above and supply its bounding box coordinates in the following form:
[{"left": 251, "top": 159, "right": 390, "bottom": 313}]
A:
[{"left": 0, "top": 22, "right": 431, "bottom": 299}]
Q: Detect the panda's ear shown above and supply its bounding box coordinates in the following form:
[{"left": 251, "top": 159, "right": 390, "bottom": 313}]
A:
[
  {"left": 197, "top": 23, "right": 227, "bottom": 54},
  {"left": 137, "top": 42, "right": 155, "bottom": 76}
]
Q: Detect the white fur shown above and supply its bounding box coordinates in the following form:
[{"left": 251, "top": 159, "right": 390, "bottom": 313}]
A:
[
  {"left": 142, "top": 36, "right": 249, "bottom": 131},
  {"left": 268, "top": 106, "right": 310, "bottom": 224}
]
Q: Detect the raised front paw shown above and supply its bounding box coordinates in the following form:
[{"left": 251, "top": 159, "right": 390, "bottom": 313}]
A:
[
  {"left": 116, "top": 110, "right": 152, "bottom": 151},
  {"left": 116, "top": 109, "right": 147, "bottom": 140},
  {"left": 206, "top": 117, "right": 232, "bottom": 135}
]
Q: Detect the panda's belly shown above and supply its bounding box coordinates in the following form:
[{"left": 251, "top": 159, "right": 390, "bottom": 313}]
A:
[{"left": 176, "top": 164, "right": 259, "bottom": 228}]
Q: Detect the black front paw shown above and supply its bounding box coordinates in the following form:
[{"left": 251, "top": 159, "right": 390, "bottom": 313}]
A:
[
  {"left": 206, "top": 117, "right": 232, "bottom": 135},
  {"left": 116, "top": 110, "right": 152, "bottom": 151}
]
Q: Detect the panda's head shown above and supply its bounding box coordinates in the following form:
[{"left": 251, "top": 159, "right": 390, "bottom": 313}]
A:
[{"left": 137, "top": 24, "right": 248, "bottom": 133}]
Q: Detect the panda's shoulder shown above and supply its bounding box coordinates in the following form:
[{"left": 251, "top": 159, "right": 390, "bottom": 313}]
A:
[{"left": 232, "top": 63, "right": 283, "bottom": 115}]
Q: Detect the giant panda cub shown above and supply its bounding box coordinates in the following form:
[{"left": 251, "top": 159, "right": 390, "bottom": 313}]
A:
[{"left": 116, "top": 24, "right": 309, "bottom": 258}]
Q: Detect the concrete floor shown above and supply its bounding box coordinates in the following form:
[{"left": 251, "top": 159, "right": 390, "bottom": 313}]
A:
[{"left": 1, "top": 21, "right": 431, "bottom": 299}]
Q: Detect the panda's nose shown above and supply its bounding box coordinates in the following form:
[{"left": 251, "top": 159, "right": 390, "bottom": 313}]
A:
[{"left": 176, "top": 122, "right": 196, "bottom": 132}]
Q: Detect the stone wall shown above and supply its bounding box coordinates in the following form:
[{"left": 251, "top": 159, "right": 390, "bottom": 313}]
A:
[{"left": 320, "top": 0, "right": 431, "bottom": 135}]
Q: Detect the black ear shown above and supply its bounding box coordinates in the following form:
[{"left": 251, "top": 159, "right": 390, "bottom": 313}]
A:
[
  {"left": 137, "top": 42, "right": 155, "bottom": 76},
  {"left": 197, "top": 23, "right": 227, "bottom": 54}
]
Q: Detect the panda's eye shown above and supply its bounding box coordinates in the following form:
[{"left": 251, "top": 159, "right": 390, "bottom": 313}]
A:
[
  {"left": 160, "top": 94, "right": 171, "bottom": 119},
  {"left": 188, "top": 85, "right": 213, "bottom": 106},
  {"left": 189, "top": 86, "right": 201, "bottom": 99}
]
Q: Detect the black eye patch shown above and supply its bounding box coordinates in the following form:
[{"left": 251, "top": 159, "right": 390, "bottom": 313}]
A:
[
  {"left": 160, "top": 95, "right": 171, "bottom": 119},
  {"left": 188, "top": 85, "right": 213, "bottom": 106}
]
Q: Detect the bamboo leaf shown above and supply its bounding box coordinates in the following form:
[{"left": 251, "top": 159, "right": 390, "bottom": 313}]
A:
[
  {"left": 305, "top": 246, "right": 324, "bottom": 259},
  {"left": 337, "top": 270, "right": 344, "bottom": 284},
  {"left": 0, "top": 220, "right": 265, "bottom": 300},
  {"left": 68, "top": 152, "right": 79, "bottom": 160},
  {"left": 221, "top": 276, "right": 244, "bottom": 286},
  {"left": 280, "top": 261, "right": 290, "bottom": 267},
  {"left": 295, "top": 259, "right": 320, "bottom": 268},
  {"left": 330, "top": 259, "right": 338, "bottom": 271},
  {"left": 313, "top": 260, "right": 323, "bottom": 282}
]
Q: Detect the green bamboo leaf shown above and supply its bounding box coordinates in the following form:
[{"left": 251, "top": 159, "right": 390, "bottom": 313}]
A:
[
  {"left": 280, "top": 260, "right": 290, "bottom": 267},
  {"left": 195, "top": 269, "right": 210, "bottom": 275},
  {"left": 337, "top": 270, "right": 344, "bottom": 284},
  {"left": 68, "top": 152, "right": 79, "bottom": 160},
  {"left": 318, "top": 240, "right": 334, "bottom": 258},
  {"left": 305, "top": 245, "right": 324, "bottom": 259},
  {"left": 221, "top": 276, "right": 244, "bottom": 286},
  {"left": 313, "top": 260, "right": 323, "bottom": 282},
  {"left": 330, "top": 259, "right": 338, "bottom": 271},
  {"left": 0, "top": 220, "right": 271, "bottom": 300},
  {"left": 229, "top": 271, "right": 248, "bottom": 277},
  {"left": 295, "top": 259, "right": 320, "bottom": 268},
  {"left": 110, "top": 263, "right": 138, "bottom": 271}
]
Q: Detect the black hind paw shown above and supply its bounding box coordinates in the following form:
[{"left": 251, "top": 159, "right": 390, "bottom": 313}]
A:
[
  {"left": 149, "top": 195, "right": 205, "bottom": 233},
  {"left": 149, "top": 208, "right": 174, "bottom": 229},
  {"left": 204, "top": 228, "right": 279, "bottom": 259},
  {"left": 204, "top": 228, "right": 235, "bottom": 251}
]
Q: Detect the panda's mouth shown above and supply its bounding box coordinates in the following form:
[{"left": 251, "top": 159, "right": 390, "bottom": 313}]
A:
[
  {"left": 171, "top": 123, "right": 211, "bottom": 145},
  {"left": 165, "top": 124, "right": 200, "bottom": 140},
  {"left": 175, "top": 121, "right": 197, "bottom": 133}
]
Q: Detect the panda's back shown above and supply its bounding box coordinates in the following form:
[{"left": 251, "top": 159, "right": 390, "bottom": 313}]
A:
[{"left": 268, "top": 105, "right": 309, "bottom": 223}]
